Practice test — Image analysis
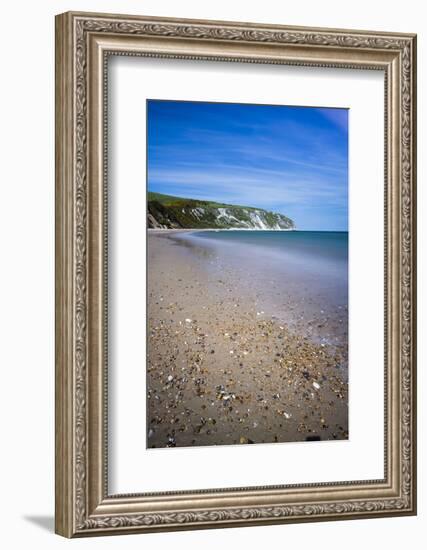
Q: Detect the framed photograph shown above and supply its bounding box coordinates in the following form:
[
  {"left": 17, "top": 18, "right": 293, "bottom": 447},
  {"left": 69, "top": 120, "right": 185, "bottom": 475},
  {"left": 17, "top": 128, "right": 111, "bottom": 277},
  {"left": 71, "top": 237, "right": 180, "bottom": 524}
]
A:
[{"left": 55, "top": 11, "right": 417, "bottom": 537}]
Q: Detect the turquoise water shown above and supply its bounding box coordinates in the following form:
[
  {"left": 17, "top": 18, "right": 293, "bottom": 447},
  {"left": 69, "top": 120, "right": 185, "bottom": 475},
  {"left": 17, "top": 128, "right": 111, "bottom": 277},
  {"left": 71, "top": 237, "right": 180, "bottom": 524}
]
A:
[{"left": 191, "top": 230, "right": 348, "bottom": 266}]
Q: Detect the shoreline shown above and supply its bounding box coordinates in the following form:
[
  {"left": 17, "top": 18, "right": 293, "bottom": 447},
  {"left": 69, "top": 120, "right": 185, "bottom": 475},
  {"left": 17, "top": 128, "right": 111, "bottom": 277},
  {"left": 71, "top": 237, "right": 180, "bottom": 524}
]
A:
[
  {"left": 147, "top": 228, "right": 347, "bottom": 233},
  {"left": 147, "top": 230, "right": 348, "bottom": 449},
  {"left": 147, "top": 227, "right": 297, "bottom": 235}
]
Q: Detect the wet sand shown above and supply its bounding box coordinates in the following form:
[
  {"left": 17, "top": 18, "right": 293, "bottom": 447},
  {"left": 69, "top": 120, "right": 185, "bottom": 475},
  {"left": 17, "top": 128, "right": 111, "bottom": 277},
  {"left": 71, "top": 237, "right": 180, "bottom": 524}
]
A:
[{"left": 147, "top": 230, "right": 348, "bottom": 448}]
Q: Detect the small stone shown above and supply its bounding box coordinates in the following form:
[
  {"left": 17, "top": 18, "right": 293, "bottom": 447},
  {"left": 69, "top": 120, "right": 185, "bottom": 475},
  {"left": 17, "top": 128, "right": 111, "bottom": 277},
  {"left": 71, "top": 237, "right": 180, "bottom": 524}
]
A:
[{"left": 167, "top": 435, "right": 176, "bottom": 447}]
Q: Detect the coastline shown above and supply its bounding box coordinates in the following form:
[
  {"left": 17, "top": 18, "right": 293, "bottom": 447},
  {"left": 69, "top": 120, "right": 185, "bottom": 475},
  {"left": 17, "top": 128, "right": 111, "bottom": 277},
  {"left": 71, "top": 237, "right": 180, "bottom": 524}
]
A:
[
  {"left": 147, "top": 227, "right": 295, "bottom": 234},
  {"left": 147, "top": 230, "right": 348, "bottom": 449}
]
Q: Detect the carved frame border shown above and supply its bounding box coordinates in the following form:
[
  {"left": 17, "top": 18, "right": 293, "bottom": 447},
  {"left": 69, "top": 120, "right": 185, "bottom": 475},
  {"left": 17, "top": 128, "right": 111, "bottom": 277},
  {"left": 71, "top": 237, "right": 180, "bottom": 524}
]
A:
[{"left": 55, "top": 11, "right": 416, "bottom": 537}]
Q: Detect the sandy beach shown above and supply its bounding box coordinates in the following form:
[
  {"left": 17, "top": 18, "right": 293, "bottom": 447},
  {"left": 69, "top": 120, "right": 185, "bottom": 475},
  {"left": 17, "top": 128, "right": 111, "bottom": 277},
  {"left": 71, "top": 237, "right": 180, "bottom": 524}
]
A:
[{"left": 147, "top": 230, "right": 348, "bottom": 448}]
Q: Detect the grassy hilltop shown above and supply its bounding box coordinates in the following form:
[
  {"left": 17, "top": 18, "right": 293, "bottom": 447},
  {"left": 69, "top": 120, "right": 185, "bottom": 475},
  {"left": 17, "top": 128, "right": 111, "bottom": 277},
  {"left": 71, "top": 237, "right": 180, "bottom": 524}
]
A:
[{"left": 147, "top": 192, "right": 295, "bottom": 230}]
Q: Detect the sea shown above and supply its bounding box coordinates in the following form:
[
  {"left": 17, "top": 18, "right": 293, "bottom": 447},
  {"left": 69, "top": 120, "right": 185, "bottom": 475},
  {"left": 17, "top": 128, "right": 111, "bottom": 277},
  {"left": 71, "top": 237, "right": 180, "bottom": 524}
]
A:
[
  {"left": 191, "top": 230, "right": 347, "bottom": 266},
  {"left": 171, "top": 230, "right": 349, "bottom": 352}
]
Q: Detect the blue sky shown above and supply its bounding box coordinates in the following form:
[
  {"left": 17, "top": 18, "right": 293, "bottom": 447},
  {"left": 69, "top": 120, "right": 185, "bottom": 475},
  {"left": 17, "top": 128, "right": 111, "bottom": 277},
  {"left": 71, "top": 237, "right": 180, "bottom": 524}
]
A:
[{"left": 147, "top": 100, "right": 348, "bottom": 231}]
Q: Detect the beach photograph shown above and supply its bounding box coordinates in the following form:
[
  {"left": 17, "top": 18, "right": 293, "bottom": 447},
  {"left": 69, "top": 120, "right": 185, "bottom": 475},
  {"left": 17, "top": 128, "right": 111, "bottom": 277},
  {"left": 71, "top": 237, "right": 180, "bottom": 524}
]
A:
[{"left": 146, "top": 99, "right": 348, "bottom": 449}]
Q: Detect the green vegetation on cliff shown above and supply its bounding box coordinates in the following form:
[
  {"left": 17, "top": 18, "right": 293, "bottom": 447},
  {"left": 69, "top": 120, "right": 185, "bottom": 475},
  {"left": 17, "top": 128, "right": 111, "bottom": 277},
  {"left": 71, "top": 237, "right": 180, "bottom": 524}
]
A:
[{"left": 147, "top": 192, "right": 295, "bottom": 230}]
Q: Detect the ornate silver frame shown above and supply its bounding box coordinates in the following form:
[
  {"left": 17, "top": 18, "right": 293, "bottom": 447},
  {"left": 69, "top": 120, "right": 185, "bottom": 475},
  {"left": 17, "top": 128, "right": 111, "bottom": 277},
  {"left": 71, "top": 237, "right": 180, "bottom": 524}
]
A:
[{"left": 55, "top": 11, "right": 417, "bottom": 537}]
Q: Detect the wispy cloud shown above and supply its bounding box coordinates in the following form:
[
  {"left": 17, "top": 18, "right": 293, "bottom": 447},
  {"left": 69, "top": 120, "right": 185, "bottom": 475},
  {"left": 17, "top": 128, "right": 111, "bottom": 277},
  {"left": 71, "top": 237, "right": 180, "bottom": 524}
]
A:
[{"left": 149, "top": 167, "right": 347, "bottom": 206}]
